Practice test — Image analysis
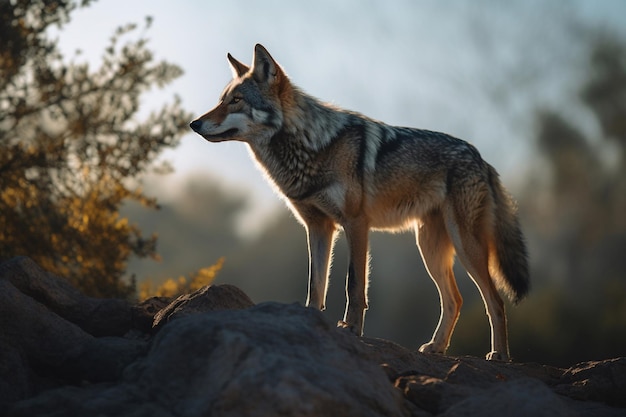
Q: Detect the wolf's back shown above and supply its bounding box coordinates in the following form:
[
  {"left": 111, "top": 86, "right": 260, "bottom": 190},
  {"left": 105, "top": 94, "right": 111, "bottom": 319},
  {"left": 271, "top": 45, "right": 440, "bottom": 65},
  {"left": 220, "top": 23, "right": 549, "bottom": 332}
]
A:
[{"left": 487, "top": 164, "right": 530, "bottom": 303}]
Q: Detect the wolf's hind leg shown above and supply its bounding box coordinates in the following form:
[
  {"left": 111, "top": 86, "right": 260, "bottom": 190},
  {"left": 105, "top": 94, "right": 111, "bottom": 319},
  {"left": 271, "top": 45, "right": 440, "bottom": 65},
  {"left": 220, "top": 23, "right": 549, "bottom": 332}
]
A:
[
  {"left": 445, "top": 207, "right": 510, "bottom": 361},
  {"left": 416, "top": 211, "right": 463, "bottom": 355}
]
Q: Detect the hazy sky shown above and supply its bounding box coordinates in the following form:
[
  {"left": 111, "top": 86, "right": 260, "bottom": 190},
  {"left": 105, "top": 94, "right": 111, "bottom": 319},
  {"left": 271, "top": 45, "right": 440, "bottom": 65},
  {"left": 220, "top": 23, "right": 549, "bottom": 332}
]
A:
[{"left": 54, "top": 0, "right": 626, "bottom": 235}]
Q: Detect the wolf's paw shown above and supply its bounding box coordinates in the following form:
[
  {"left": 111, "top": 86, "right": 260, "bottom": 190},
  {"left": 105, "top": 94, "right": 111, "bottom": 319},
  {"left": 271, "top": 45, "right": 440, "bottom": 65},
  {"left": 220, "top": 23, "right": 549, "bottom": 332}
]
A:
[
  {"left": 485, "top": 351, "right": 509, "bottom": 361},
  {"left": 418, "top": 342, "right": 445, "bottom": 355},
  {"left": 337, "top": 320, "right": 361, "bottom": 336}
]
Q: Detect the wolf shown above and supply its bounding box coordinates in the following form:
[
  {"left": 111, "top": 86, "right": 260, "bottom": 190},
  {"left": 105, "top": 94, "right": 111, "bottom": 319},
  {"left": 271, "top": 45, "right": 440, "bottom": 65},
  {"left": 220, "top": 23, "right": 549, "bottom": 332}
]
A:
[{"left": 190, "top": 44, "right": 529, "bottom": 361}]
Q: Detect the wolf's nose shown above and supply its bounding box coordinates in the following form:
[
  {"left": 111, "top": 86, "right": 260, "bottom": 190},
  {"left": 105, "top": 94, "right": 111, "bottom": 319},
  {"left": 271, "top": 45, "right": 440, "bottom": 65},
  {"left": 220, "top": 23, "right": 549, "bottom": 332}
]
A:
[{"left": 190, "top": 120, "right": 202, "bottom": 132}]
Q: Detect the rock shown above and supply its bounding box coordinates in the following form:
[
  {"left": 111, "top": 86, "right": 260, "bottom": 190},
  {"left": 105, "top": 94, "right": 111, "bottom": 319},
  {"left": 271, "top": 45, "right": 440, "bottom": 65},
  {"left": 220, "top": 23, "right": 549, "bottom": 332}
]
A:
[
  {"left": 396, "top": 373, "right": 480, "bottom": 415},
  {"left": 10, "top": 303, "right": 410, "bottom": 417},
  {"left": 0, "top": 339, "right": 31, "bottom": 412},
  {"left": 143, "top": 302, "right": 407, "bottom": 417},
  {"left": 3, "top": 257, "right": 626, "bottom": 417},
  {"left": 367, "top": 337, "right": 625, "bottom": 416},
  {"left": 0, "top": 257, "right": 135, "bottom": 337},
  {"left": 132, "top": 296, "right": 173, "bottom": 332},
  {"left": 440, "top": 378, "right": 571, "bottom": 417},
  {"left": 0, "top": 278, "right": 147, "bottom": 411},
  {"left": 0, "top": 258, "right": 147, "bottom": 409},
  {"left": 152, "top": 283, "right": 254, "bottom": 330},
  {"left": 555, "top": 358, "right": 626, "bottom": 407}
]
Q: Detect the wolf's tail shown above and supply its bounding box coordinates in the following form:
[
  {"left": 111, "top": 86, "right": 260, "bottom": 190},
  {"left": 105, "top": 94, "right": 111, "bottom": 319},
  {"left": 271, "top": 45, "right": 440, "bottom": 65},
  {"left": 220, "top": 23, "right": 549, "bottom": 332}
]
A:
[{"left": 487, "top": 164, "right": 530, "bottom": 304}]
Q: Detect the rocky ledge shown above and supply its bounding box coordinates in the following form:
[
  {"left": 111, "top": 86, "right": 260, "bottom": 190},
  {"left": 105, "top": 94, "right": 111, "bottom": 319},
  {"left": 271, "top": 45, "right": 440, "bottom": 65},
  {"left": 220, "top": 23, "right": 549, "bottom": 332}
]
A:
[{"left": 1, "top": 257, "right": 624, "bottom": 416}]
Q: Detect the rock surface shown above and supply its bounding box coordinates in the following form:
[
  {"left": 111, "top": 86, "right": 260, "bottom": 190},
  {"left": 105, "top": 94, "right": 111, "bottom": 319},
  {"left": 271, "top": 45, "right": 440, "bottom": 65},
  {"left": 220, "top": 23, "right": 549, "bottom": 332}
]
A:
[
  {"left": 1, "top": 256, "right": 140, "bottom": 336},
  {"left": 1, "top": 257, "right": 625, "bottom": 417},
  {"left": 152, "top": 282, "right": 255, "bottom": 330}
]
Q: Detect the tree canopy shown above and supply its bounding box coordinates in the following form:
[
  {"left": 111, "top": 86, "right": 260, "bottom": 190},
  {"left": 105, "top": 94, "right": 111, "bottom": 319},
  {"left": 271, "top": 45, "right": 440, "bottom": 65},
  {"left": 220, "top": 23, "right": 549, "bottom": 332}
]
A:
[{"left": 0, "top": 0, "right": 192, "bottom": 297}]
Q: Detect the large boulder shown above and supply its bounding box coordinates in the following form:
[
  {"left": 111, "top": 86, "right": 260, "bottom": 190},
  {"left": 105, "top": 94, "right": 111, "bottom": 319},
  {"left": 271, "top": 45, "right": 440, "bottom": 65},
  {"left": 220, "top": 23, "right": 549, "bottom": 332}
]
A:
[
  {"left": 9, "top": 303, "right": 410, "bottom": 417},
  {"left": 0, "top": 259, "right": 148, "bottom": 411}
]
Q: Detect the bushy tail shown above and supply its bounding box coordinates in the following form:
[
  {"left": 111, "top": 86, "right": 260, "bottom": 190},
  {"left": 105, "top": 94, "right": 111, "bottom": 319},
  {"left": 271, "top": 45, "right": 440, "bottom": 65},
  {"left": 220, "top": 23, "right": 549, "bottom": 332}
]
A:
[{"left": 487, "top": 164, "right": 530, "bottom": 304}]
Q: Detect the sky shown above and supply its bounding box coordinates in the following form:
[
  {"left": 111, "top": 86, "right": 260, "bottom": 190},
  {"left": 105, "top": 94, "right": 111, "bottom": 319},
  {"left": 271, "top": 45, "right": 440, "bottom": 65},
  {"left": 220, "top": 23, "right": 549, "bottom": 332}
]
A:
[{"left": 53, "top": 0, "right": 626, "bottom": 236}]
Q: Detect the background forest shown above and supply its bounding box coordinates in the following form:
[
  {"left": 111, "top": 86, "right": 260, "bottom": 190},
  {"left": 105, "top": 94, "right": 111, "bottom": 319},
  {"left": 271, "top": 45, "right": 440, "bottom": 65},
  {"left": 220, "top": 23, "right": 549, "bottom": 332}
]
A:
[{"left": 1, "top": 0, "right": 624, "bottom": 367}]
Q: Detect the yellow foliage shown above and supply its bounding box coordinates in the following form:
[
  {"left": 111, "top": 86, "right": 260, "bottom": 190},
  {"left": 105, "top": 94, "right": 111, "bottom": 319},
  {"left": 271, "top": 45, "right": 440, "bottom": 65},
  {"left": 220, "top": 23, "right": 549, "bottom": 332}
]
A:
[
  {"left": 157, "top": 278, "right": 179, "bottom": 298},
  {"left": 138, "top": 257, "right": 225, "bottom": 301},
  {"left": 190, "top": 257, "right": 224, "bottom": 291}
]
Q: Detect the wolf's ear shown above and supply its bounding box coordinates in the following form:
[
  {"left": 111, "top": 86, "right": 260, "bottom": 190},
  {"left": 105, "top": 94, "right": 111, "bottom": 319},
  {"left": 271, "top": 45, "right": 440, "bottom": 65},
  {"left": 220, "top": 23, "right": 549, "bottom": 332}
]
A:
[
  {"left": 251, "top": 44, "right": 282, "bottom": 85},
  {"left": 227, "top": 53, "right": 249, "bottom": 78},
  {"left": 226, "top": 54, "right": 250, "bottom": 78}
]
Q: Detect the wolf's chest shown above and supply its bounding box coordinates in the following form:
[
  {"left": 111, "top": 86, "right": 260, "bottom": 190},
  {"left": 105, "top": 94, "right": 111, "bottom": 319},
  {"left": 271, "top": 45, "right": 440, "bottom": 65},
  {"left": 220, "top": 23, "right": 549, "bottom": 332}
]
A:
[{"left": 251, "top": 142, "right": 329, "bottom": 198}]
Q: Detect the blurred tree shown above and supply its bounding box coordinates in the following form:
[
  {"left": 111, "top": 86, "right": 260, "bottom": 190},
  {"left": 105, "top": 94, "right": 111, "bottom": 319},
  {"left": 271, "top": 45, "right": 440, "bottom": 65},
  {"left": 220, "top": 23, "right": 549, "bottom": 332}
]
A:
[
  {"left": 0, "top": 0, "right": 192, "bottom": 298},
  {"left": 528, "top": 33, "right": 626, "bottom": 291},
  {"left": 501, "top": 33, "right": 626, "bottom": 366}
]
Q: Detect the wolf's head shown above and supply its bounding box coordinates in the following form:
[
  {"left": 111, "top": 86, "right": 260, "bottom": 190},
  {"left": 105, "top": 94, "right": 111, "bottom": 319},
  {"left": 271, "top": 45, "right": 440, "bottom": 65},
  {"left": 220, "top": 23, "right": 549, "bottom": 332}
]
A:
[{"left": 190, "top": 44, "right": 288, "bottom": 144}]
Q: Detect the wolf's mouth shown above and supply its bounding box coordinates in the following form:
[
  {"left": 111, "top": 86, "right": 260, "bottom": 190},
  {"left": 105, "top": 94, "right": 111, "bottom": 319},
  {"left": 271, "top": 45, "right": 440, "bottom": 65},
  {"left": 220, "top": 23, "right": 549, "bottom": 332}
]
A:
[{"left": 206, "top": 128, "right": 239, "bottom": 140}]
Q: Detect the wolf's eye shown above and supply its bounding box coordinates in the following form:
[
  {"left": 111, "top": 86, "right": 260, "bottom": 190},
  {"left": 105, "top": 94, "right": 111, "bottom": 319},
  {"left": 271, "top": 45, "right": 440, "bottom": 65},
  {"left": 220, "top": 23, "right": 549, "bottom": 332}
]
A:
[{"left": 231, "top": 97, "right": 242, "bottom": 104}]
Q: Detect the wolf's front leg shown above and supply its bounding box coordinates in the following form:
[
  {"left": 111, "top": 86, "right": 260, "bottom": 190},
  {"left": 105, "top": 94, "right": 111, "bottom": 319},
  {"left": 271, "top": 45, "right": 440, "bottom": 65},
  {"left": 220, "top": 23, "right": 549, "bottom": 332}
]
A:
[
  {"left": 340, "top": 218, "right": 370, "bottom": 336},
  {"left": 304, "top": 215, "right": 336, "bottom": 310}
]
